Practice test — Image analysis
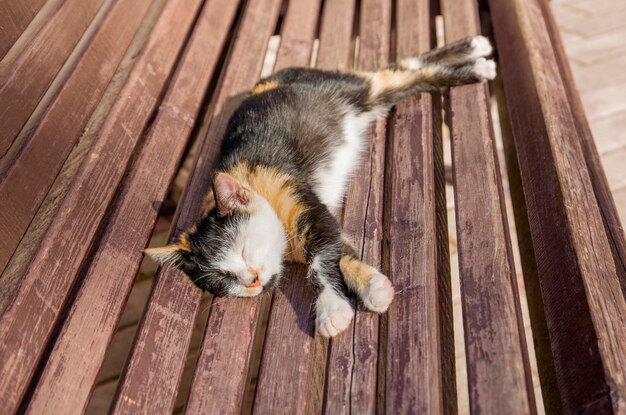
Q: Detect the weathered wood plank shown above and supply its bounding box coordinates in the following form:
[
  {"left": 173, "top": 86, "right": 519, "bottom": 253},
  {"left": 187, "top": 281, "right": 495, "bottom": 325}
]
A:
[
  {"left": 384, "top": 0, "right": 451, "bottom": 412},
  {"left": 314, "top": 0, "right": 355, "bottom": 72},
  {"left": 184, "top": 3, "right": 322, "bottom": 414},
  {"left": 0, "top": 0, "right": 167, "bottom": 316},
  {"left": 24, "top": 1, "right": 238, "bottom": 413},
  {"left": 0, "top": 0, "right": 108, "bottom": 158},
  {"left": 0, "top": 0, "right": 154, "bottom": 277},
  {"left": 489, "top": 0, "right": 626, "bottom": 412},
  {"left": 247, "top": 1, "right": 322, "bottom": 413},
  {"left": 538, "top": 0, "right": 626, "bottom": 297},
  {"left": 323, "top": 0, "right": 388, "bottom": 413},
  {"left": 440, "top": 0, "right": 536, "bottom": 413},
  {"left": 0, "top": 0, "right": 204, "bottom": 411},
  {"left": 111, "top": 1, "right": 283, "bottom": 413},
  {"left": 0, "top": 0, "right": 47, "bottom": 59}
]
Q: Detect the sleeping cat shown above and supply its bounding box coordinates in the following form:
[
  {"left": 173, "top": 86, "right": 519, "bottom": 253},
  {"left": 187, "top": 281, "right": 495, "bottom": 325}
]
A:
[{"left": 146, "top": 35, "right": 495, "bottom": 337}]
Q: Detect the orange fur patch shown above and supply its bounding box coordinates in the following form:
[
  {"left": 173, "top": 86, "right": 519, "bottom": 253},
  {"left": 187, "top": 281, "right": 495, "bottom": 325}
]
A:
[
  {"left": 339, "top": 255, "right": 376, "bottom": 292},
  {"left": 251, "top": 81, "right": 279, "bottom": 95},
  {"left": 359, "top": 68, "right": 436, "bottom": 99},
  {"left": 178, "top": 233, "right": 192, "bottom": 252},
  {"left": 225, "top": 162, "right": 308, "bottom": 262}
]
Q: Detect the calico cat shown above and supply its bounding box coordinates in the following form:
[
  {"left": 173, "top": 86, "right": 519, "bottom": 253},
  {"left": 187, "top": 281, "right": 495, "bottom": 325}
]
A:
[{"left": 146, "top": 35, "right": 495, "bottom": 337}]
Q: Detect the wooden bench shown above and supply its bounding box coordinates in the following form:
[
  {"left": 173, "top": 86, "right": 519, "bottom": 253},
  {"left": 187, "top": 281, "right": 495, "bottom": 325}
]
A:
[{"left": 1, "top": 0, "right": 625, "bottom": 413}]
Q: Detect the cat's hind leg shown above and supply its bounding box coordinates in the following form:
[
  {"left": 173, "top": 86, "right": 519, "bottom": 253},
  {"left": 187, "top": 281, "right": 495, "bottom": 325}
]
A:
[
  {"left": 340, "top": 240, "right": 394, "bottom": 313},
  {"left": 399, "top": 35, "right": 493, "bottom": 70}
]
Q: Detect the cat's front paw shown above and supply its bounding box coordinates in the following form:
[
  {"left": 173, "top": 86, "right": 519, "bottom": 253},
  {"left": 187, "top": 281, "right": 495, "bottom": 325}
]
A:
[
  {"left": 361, "top": 272, "right": 395, "bottom": 313},
  {"left": 315, "top": 289, "right": 355, "bottom": 337}
]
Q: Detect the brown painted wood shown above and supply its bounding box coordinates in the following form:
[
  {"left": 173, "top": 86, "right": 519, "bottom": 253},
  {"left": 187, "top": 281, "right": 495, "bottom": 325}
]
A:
[
  {"left": 0, "top": 0, "right": 204, "bottom": 411},
  {"left": 0, "top": 0, "right": 153, "bottom": 277},
  {"left": 248, "top": 1, "right": 322, "bottom": 413},
  {"left": 183, "top": 3, "right": 321, "bottom": 414},
  {"left": 538, "top": 0, "right": 626, "bottom": 298},
  {"left": 493, "top": 72, "right": 562, "bottom": 414},
  {"left": 24, "top": 1, "right": 238, "bottom": 413},
  {"left": 322, "top": 1, "right": 389, "bottom": 413},
  {"left": 489, "top": 0, "right": 626, "bottom": 412},
  {"left": 385, "top": 0, "right": 451, "bottom": 412},
  {"left": 0, "top": 0, "right": 107, "bottom": 159},
  {"left": 314, "top": 0, "right": 355, "bottom": 72},
  {"left": 0, "top": 0, "right": 47, "bottom": 59},
  {"left": 110, "top": 1, "right": 283, "bottom": 414},
  {"left": 441, "top": 0, "right": 536, "bottom": 413}
]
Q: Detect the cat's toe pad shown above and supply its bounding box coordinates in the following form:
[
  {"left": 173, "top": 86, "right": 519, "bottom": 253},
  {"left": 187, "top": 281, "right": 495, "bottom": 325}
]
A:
[
  {"left": 362, "top": 272, "right": 394, "bottom": 313},
  {"left": 469, "top": 35, "right": 493, "bottom": 58},
  {"left": 473, "top": 58, "right": 497, "bottom": 80},
  {"left": 315, "top": 290, "right": 355, "bottom": 337}
]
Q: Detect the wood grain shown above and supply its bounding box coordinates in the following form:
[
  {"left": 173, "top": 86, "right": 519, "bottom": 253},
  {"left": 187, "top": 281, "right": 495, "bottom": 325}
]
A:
[
  {"left": 384, "top": 0, "right": 452, "bottom": 412},
  {"left": 110, "top": 1, "right": 283, "bottom": 413},
  {"left": 538, "top": 0, "right": 626, "bottom": 298},
  {"left": 24, "top": 0, "right": 238, "bottom": 413},
  {"left": 0, "top": 0, "right": 154, "bottom": 276},
  {"left": 322, "top": 0, "right": 389, "bottom": 413},
  {"left": 0, "top": 0, "right": 168, "bottom": 315},
  {"left": 489, "top": 0, "right": 626, "bottom": 412},
  {"left": 185, "top": 2, "right": 322, "bottom": 414},
  {"left": 493, "top": 72, "right": 562, "bottom": 414},
  {"left": 314, "top": 0, "right": 355, "bottom": 72},
  {"left": 0, "top": 0, "right": 204, "bottom": 411},
  {"left": 441, "top": 0, "right": 536, "bottom": 413},
  {"left": 248, "top": 1, "right": 322, "bottom": 413},
  {"left": 0, "top": 0, "right": 47, "bottom": 59},
  {"left": 0, "top": 0, "right": 107, "bottom": 158}
]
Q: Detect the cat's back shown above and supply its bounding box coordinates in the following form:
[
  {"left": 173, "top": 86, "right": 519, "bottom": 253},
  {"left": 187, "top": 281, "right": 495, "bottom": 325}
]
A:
[{"left": 218, "top": 78, "right": 351, "bottom": 174}]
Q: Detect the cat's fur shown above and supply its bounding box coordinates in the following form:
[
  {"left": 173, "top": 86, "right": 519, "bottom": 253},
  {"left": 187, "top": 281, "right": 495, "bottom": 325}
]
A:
[{"left": 146, "top": 36, "right": 496, "bottom": 337}]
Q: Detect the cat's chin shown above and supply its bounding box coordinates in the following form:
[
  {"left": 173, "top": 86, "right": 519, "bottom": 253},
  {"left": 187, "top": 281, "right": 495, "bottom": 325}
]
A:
[{"left": 232, "top": 285, "right": 264, "bottom": 297}]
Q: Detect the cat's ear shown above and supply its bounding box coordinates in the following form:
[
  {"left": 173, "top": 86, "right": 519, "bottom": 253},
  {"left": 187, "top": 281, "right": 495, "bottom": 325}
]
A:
[
  {"left": 144, "top": 243, "right": 187, "bottom": 266},
  {"left": 213, "top": 172, "right": 249, "bottom": 216}
]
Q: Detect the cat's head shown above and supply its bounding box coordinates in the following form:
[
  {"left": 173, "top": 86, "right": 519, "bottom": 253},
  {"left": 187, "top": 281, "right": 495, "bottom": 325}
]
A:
[{"left": 145, "top": 172, "right": 287, "bottom": 297}]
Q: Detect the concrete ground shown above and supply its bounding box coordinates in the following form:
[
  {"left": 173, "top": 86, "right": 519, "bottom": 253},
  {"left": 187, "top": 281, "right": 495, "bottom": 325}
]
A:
[{"left": 553, "top": 0, "right": 626, "bottom": 225}]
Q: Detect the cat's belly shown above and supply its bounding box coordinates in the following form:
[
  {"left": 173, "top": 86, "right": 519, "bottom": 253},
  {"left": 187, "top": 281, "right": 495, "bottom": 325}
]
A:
[{"left": 312, "top": 110, "right": 374, "bottom": 211}]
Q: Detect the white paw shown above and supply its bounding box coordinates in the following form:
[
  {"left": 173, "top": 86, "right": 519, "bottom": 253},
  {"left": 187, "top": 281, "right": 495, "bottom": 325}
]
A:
[
  {"left": 473, "top": 58, "right": 496, "bottom": 80},
  {"left": 469, "top": 35, "right": 493, "bottom": 58},
  {"left": 361, "top": 272, "right": 395, "bottom": 313},
  {"left": 315, "top": 289, "right": 355, "bottom": 337}
]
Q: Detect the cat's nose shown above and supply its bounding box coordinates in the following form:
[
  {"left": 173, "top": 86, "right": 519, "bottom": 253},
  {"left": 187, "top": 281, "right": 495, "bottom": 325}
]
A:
[{"left": 246, "top": 277, "right": 261, "bottom": 288}]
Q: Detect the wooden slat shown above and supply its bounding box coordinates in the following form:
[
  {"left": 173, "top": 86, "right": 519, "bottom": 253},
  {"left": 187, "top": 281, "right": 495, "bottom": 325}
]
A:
[
  {"left": 322, "top": 0, "right": 388, "bottom": 413},
  {"left": 0, "top": 1, "right": 167, "bottom": 315},
  {"left": 247, "top": 1, "right": 322, "bottom": 412},
  {"left": 0, "top": 0, "right": 204, "bottom": 411},
  {"left": 314, "top": 0, "right": 355, "bottom": 72},
  {"left": 538, "top": 0, "right": 626, "bottom": 297},
  {"left": 111, "top": 1, "right": 283, "bottom": 413},
  {"left": 0, "top": 0, "right": 154, "bottom": 277},
  {"left": 385, "top": 0, "right": 452, "bottom": 412},
  {"left": 184, "top": 3, "right": 322, "bottom": 414},
  {"left": 0, "top": 0, "right": 47, "bottom": 59},
  {"left": 0, "top": 0, "right": 108, "bottom": 159},
  {"left": 440, "top": 0, "right": 536, "bottom": 413},
  {"left": 488, "top": 0, "right": 626, "bottom": 412},
  {"left": 24, "top": 0, "right": 239, "bottom": 413}
]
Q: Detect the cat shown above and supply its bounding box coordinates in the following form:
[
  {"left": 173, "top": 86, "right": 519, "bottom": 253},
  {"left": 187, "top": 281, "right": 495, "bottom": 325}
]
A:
[{"left": 145, "top": 35, "right": 495, "bottom": 337}]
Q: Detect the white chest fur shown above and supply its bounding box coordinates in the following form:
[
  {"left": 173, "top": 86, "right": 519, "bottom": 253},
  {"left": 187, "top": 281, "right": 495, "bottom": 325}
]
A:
[{"left": 313, "top": 109, "right": 374, "bottom": 211}]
